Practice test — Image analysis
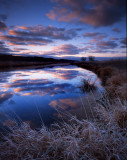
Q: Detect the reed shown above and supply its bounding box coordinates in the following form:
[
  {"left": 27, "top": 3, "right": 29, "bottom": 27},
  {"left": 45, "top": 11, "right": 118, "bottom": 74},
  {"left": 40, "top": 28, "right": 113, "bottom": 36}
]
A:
[
  {"left": 80, "top": 79, "right": 97, "bottom": 92},
  {"left": 0, "top": 93, "right": 127, "bottom": 160}
]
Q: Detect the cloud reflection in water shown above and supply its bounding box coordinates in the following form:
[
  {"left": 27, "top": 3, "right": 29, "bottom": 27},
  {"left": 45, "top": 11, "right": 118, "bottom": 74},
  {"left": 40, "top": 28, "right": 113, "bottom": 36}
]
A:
[{"left": 0, "top": 65, "right": 102, "bottom": 127}]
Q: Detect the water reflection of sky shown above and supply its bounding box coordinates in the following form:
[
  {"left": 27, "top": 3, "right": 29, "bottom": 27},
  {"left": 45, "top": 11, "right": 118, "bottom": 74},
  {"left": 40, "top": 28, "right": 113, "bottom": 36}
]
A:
[{"left": 0, "top": 65, "right": 103, "bottom": 129}]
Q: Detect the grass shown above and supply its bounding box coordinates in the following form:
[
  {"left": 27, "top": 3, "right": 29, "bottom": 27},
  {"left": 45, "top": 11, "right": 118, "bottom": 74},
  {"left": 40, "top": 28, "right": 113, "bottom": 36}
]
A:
[
  {"left": 106, "top": 71, "right": 127, "bottom": 99},
  {"left": 0, "top": 59, "right": 127, "bottom": 159},
  {"left": 0, "top": 93, "right": 127, "bottom": 160},
  {"left": 75, "top": 59, "right": 127, "bottom": 100},
  {"left": 80, "top": 79, "right": 97, "bottom": 92},
  {"left": 96, "top": 66, "right": 127, "bottom": 100}
]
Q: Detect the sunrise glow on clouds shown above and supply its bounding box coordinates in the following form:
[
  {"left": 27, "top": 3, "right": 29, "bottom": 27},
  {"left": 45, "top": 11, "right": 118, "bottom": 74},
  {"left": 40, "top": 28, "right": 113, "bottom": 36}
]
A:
[{"left": 0, "top": 0, "right": 126, "bottom": 60}]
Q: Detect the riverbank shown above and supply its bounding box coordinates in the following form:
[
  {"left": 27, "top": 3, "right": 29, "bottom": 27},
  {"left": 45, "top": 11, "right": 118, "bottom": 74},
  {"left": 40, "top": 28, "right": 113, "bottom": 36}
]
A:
[
  {"left": 0, "top": 61, "right": 71, "bottom": 71},
  {"left": 0, "top": 59, "right": 127, "bottom": 159},
  {"left": 0, "top": 53, "right": 73, "bottom": 70},
  {"left": 74, "top": 59, "right": 127, "bottom": 100}
]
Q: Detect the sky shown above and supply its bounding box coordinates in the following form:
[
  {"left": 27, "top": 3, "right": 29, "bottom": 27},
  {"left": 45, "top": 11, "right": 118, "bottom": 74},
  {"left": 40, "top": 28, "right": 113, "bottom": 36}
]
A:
[{"left": 0, "top": 0, "right": 126, "bottom": 60}]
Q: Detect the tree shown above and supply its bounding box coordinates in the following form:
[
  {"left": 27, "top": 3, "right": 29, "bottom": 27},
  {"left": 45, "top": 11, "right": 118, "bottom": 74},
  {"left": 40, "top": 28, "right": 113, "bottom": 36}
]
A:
[
  {"left": 88, "top": 56, "right": 95, "bottom": 61},
  {"left": 81, "top": 57, "right": 86, "bottom": 61}
]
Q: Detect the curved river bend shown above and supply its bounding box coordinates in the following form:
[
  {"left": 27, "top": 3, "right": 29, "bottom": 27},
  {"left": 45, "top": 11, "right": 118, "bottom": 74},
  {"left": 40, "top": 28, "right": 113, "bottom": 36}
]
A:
[{"left": 0, "top": 65, "right": 103, "bottom": 129}]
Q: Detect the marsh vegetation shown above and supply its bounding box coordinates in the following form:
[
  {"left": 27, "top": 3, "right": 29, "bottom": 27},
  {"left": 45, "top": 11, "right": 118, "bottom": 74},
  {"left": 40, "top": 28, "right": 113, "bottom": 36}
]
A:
[{"left": 0, "top": 59, "right": 127, "bottom": 160}]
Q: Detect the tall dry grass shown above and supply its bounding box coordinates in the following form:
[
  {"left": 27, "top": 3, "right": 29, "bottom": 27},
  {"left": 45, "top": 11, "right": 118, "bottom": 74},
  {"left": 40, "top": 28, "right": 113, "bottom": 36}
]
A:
[
  {"left": 106, "top": 71, "right": 127, "bottom": 99},
  {"left": 76, "top": 59, "right": 127, "bottom": 100},
  {"left": 0, "top": 93, "right": 127, "bottom": 160},
  {"left": 80, "top": 79, "right": 97, "bottom": 92}
]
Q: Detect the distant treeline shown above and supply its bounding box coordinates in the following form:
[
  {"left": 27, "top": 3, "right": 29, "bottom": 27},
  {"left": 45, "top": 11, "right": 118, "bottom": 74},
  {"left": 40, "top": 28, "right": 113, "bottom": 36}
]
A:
[{"left": 0, "top": 54, "right": 73, "bottom": 63}]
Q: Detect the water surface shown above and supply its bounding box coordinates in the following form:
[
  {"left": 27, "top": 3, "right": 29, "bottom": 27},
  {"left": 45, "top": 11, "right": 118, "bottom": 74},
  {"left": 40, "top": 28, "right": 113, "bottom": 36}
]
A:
[{"left": 0, "top": 65, "right": 102, "bottom": 128}]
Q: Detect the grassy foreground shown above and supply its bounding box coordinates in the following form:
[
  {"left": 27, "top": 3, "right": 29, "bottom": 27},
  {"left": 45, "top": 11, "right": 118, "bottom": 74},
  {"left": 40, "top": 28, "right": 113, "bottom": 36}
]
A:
[
  {"left": 0, "top": 96, "right": 127, "bottom": 160},
  {"left": 0, "top": 59, "right": 127, "bottom": 160}
]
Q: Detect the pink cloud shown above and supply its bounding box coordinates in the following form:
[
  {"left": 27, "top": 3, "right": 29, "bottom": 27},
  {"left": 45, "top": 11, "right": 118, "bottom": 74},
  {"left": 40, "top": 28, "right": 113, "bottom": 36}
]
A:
[
  {"left": 46, "top": 10, "right": 56, "bottom": 20},
  {"left": 47, "top": 0, "right": 126, "bottom": 27}
]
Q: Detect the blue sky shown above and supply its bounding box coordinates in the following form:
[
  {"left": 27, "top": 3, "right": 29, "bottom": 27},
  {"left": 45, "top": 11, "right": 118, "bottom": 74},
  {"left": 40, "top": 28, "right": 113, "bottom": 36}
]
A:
[{"left": 0, "top": 0, "right": 126, "bottom": 60}]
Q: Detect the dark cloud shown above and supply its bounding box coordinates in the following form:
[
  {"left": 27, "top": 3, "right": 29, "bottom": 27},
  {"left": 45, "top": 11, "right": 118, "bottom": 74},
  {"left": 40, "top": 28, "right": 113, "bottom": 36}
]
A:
[
  {"left": 120, "top": 46, "right": 126, "bottom": 48},
  {"left": 120, "top": 37, "right": 127, "bottom": 45},
  {"left": 52, "top": 44, "right": 84, "bottom": 55},
  {"left": 112, "top": 28, "right": 121, "bottom": 33},
  {"left": 0, "top": 41, "right": 13, "bottom": 53},
  {"left": 90, "top": 49, "right": 109, "bottom": 53},
  {"left": 1, "top": 25, "right": 78, "bottom": 46},
  {"left": 97, "top": 40, "right": 118, "bottom": 49},
  {"left": 41, "top": 44, "right": 84, "bottom": 58},
  {"left": 90, "top": 49, "right": 119, "bottom": 54},
  {"left": 0, "top": 21, "right": 8, "bottom": 31},
  {"left": 13, "top": 48, "right": 28, "bottom": 51},
  {"left": 9, "top": 25, "right": 77, "bottom": 40},
  {"left": 0, "top": 35, "right": 53, "bottom": 46},
  {"left": 84, "top": 32, "right": 107, "bottom": 39},
  {"left": 47, "top": 0, "right": 126, "bottom": 27},
  {"left": 110, "top": 37, "right": 119, "bottom": 40}
]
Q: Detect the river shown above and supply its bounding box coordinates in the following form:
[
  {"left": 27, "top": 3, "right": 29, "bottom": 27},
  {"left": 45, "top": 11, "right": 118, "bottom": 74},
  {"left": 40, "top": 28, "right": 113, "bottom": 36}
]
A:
[{"left": 0, "top": 65, "right": 103, "bottom": 129}]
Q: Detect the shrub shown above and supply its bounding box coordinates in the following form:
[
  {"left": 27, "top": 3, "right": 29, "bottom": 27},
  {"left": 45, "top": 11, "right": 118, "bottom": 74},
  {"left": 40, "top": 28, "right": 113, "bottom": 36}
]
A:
[
  {"left": 81, "top": 57, "right": 87, "bottom": 62},
  {"left": 81, "top": 79, "right": 97, "bottom": 92},
  {"left": 88, "top": 56, "right": 95, "bottom": 61}
]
